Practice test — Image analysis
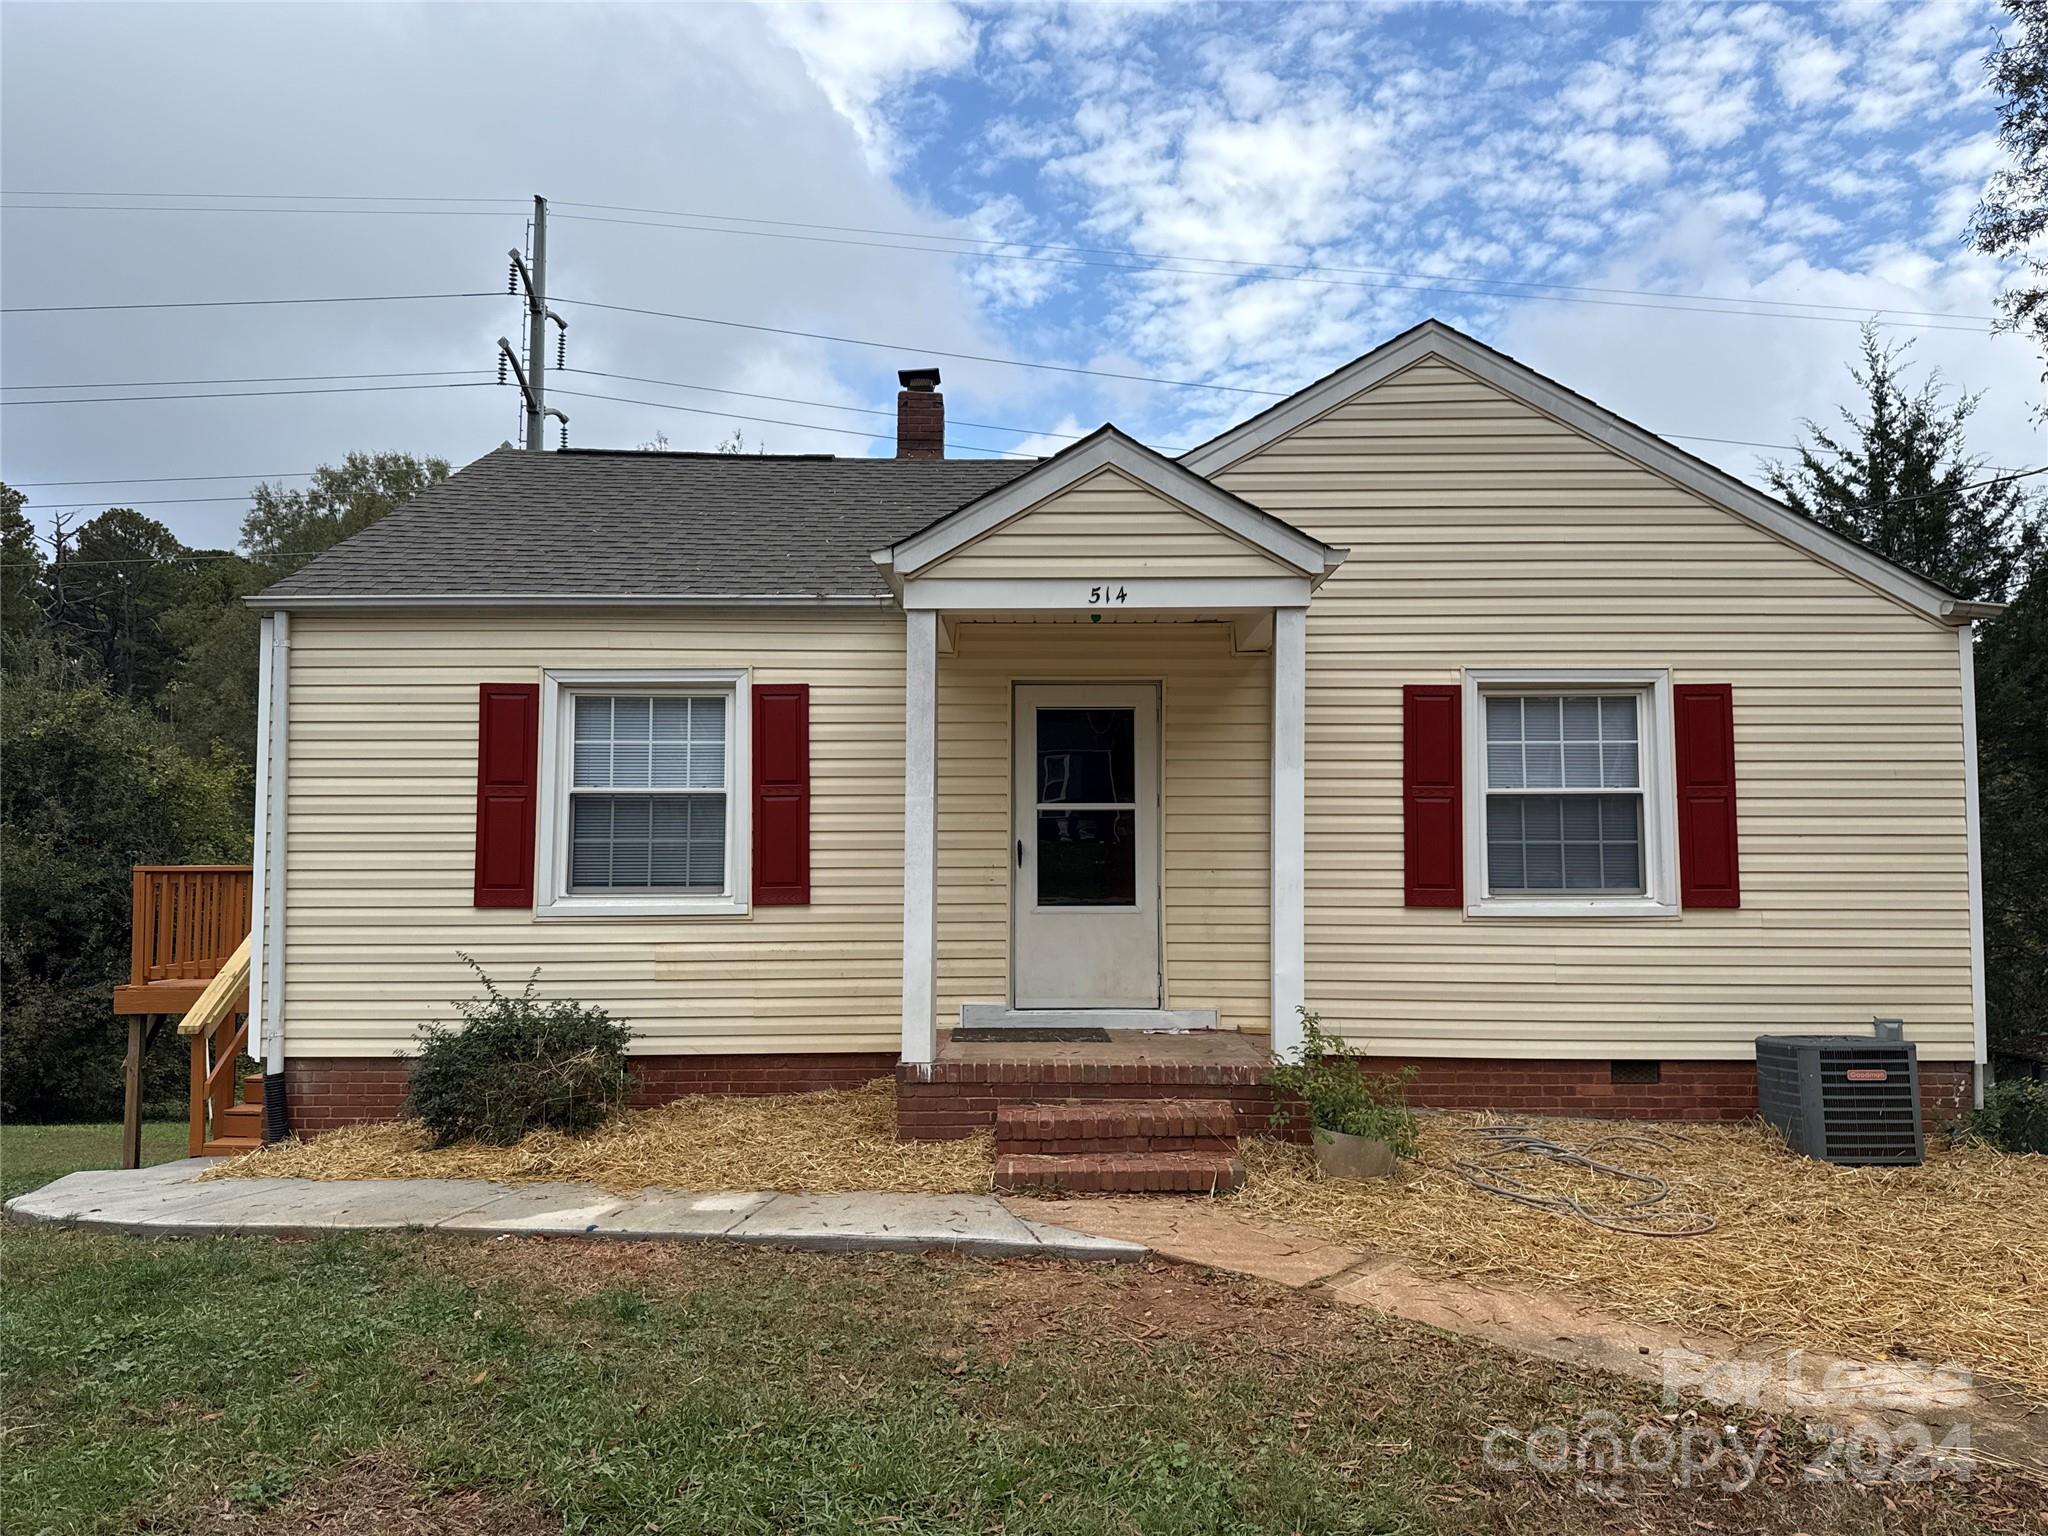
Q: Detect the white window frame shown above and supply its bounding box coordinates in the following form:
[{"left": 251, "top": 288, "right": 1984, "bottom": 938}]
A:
[
  {"left": 534, "top": 668, "right": 751, "bottom": 919},
  {"left": 1460, "top": 667, "right": 1678, "bottom": 919}
]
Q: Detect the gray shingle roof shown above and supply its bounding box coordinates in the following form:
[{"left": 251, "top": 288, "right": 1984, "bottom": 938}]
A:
[{"left": 254, "top": 446, "right": 1037, "bottom": 606}]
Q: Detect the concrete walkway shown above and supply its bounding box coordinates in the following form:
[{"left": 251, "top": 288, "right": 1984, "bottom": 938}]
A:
[{"left": 3, "top": 1159, "right": 1144, "bottom": 1262}]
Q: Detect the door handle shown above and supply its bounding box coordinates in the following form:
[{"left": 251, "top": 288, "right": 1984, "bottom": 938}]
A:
[{"left": 1016, "top": 838, "right": 1024, "bottom": 869}]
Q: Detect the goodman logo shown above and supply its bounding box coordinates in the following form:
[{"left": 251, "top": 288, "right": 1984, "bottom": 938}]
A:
[{"left": 1845, "top": 1068, "right": 1890, "bottom": 1082}]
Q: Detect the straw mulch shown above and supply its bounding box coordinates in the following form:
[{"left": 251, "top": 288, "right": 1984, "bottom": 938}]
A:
[
  {"left": 1233, "top": 1112, "right": 2048, "bottom": 1405},
  {"left": 207, "top": 1079, "right": 992, "bottom": 1195}
]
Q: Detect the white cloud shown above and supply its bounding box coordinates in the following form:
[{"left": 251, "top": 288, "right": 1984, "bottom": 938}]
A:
[
  {"left": 759, "top": 0, "right": 978, "bottom": 169},
  {"left": 1558, "top": 130, "right": 1672, "bottom": 186}
]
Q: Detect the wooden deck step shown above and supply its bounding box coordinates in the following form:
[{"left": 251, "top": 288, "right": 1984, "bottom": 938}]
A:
[
  {"left": 994, "top": 1149, "right": 1246, "bottom": 1196},
  {"left": 201, "top": 1137, "right": 262, "bottom": 1156},
  {"left": 995, "top": 1098, "right": 1237, "bottom": 1157}
]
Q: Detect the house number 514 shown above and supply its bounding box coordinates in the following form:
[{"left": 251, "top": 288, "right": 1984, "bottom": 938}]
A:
[{"left": 1088, "top": 583, "right": 1129, "bottom": 605}]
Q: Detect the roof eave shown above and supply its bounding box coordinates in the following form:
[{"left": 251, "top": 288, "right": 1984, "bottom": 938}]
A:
[{"left": 246, "top": 592, "right": 896, "bottom": 613}]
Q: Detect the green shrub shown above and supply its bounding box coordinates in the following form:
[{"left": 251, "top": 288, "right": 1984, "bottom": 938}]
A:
[
  {"left": 1267, "top": 1009, "right": 1419, "bottom": 1156},
  {"left": 407, "top": 958, "right": 633, "bottom": 1147},
  {"left": 1959, "top": 1077, "right": 2048, "bottom": 1154}
]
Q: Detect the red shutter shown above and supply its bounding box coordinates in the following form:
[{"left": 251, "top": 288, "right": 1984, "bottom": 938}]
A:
[
  {"left": 752, "top": 683, "right": 811, "bottom": 905},
  {"left": 1674, "top": 683, "right": 1740, "bottom": 908},
  {"left": 473, "top": 683, "right": 540, "bottom": 908},
  {"left": 1403, "top": 684, "right": 1462, "bottom": 907}
]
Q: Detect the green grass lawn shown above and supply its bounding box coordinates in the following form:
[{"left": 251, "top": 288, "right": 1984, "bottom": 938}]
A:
[
  {"left": 0, "top": 1126, "right": 2038, "bottom": 1535},
  {"left": 0, "top": 1119, "right": 187, "bottom": 1204}
]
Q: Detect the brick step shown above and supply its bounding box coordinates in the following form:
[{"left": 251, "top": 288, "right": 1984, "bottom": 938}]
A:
[
  {"left": 994, "top": 1149, "right": 1247, "bottom": 1196},
  {"left": 995, "top": 1098, "right": 1237, "bottom": 1156}
]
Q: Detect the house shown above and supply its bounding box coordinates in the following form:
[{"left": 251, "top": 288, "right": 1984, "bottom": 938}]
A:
[{"left": 245, "top": 320, "right": 1992, "bottom": 1167}]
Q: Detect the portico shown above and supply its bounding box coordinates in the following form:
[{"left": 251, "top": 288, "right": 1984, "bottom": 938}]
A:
[{"left": 871, "top": 426, "right": 1346, "bottom": 1068}]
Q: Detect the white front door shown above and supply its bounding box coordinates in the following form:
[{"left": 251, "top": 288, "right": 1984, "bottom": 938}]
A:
[{"left": 1011, "top": 683, "right": 1161, "bottom": 1009}]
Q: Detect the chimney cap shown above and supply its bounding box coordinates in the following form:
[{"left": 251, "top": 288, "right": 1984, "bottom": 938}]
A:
[{"left": 897, "top": 367, "right": 941, "bottom": 392}]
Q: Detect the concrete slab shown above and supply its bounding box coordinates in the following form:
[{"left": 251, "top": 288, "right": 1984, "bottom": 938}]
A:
[
  {"left": 439, "top": 1183, "right": 634, "bottom": 1235},
  {"left": 728, "top": 1191, "right": 1044, "bottom": 1257},
  {"left": 5, "top": 1167, "right": 1146, "bottom": 1264},
  {"left": 587, "top": 1190, "right": 772, "bottom": 1239},
  {"left": 1002, "top": 1196, "right": 1358, "bottom": 1285},
  {"left": 1010, "top": 1217, "right": 1147, "bottom": 1262}
]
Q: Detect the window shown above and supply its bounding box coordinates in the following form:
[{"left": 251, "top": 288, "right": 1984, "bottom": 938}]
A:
[
  {"left": 570, "top": 695, "right": 728, "bottom": 892},
  {"left": 535, "top": 670, "right": 750, "bottom": 917},
  {"left": 1462, "top": 670, "right": 1677, "bottom": 918},
  {"left": 1484, "top": 694, "right": 1643, "bottom": 894}
]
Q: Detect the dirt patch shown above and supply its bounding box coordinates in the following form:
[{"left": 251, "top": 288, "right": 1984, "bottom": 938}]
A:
[
  {"left": 158, "top": 1450, "right": 552, "bottom": 1536},
  {"left": 950, "top": 1255, "right": 1359, "bottom": 1372},
  {"left": 1232, "top": 1114, "right": 2048, "bottom": 1407},
  {"left": 407, "top": 1231, "right": 719, "bottom": 1302},
  {"left": 208, "top": 1079, "right": 992, "bottom": 1195}
]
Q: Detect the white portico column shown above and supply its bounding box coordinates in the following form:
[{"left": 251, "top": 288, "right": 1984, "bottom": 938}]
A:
[
  {"left": 1270, "top": 606, "right": 1307, "bottom": 1059},
  {"left": 901, "top": 608, "right": 939, "bottom": 1066}
]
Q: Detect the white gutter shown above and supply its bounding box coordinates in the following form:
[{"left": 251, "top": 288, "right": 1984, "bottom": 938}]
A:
[
  {"left": 1959, "top": 622, "right": 1988, "bottom": 1104},
  {"left": 244, "top": 592, "right": 895, "bottom": 613}
]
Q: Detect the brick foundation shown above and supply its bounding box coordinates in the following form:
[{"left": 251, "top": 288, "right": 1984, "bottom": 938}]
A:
[
  {"left": 895, "top": 1054, "right": 1979, "bottom": 1140},
  {"left": 283, "top": 1052, "right": 898, "bottom": 1135},
  {"left": 283, "top": 1051, "right": 1979, "bottom": 1137},
  {"left": 1346, "top": 1056, "right": 1979, "bottom": 1125}
]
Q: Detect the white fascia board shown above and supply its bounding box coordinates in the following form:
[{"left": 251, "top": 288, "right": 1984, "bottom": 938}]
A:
[
  {"left": 1179, "top": 319, "right": 1975, "bottom": 628},
  {"left": 901, "top": 575, "right": 1312, "bottom": 612},
  {"left": 880, "top": 428, "right": 1336, "bottom": 578}
]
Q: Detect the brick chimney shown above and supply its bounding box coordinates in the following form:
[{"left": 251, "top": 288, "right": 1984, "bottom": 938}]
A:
[{"left": 896, "top": 367, "right": 944, "bottom": 459}]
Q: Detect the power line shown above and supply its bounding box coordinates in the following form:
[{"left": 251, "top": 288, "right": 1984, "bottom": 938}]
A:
[
  {"left": 6, "top": 471, "right": 315, "bottom": 487},
  {"left": 1, "top": 381, "right": 497, "bottom": 407},
  {"left": 559, "top": 367, "right": 1111, "bottom": 446},
  {"left": 551, "top": 295, "right": 1281, "bottom": 395},
  {"left": 547, "top": 388, "right": 1037, "bottom": 458},
  {"left": 28, "top": 494, "right": 283, "bottom": 508},
  {"left": 0, "top": 188, "right": 521, "bottom": 202},
  {"left": 3, "top": 190, "right": 1995, "bottom": 329},
  {"left": 0, "top": 291, "right": 501, "bottom": 315},
  {"left": 3, "top": 369, "right": 486, "bottom": 391},
  {"left": 550, "top": 209, "right": 1995, "bottom": 334}
]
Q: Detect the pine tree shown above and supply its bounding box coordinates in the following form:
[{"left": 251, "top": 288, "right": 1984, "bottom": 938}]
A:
[
  {"left": 1766, "top": 324, "right": 2041, "bottom": 604},
  {"left": 1972, "top": 0, "right": 2048, "bottom": 378}
]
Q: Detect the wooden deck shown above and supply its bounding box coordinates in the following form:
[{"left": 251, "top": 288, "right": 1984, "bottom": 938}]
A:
[{"left": 112, "top": 864, "right": 256, "bottom": 1162}]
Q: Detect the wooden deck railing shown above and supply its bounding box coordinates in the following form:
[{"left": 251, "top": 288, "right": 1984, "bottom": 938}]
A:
[
  {"left": 128, "top": 864, "right": 253, "bottom": 988},
  {"left": 113, "top": 865, "right": 254, "bottom": 1165}
]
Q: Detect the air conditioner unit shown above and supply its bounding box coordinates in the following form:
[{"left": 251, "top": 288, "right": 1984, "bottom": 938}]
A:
[{"left": 1755, "top": 1033, "right": 1923, "bottom": 1166}]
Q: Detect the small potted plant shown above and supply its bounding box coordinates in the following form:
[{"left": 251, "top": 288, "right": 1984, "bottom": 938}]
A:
[{"left": 1268, "top": 1010, "right": 1419, "bottom": 1179}]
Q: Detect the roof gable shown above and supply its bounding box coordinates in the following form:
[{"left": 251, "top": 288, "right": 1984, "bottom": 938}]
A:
[
  {"left": 877, "top": 425, "right": 1343, "bottom": 582},
  {"left": 1179, "top": 320, "right": 1990, "bottom": 627}
]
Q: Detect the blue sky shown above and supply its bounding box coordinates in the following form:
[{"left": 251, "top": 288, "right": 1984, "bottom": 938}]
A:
[{"left": 2, "top": 1, "right": 2040, "bottom": 547}]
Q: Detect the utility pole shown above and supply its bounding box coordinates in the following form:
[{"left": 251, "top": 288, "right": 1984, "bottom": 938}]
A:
[{"left": 498, "top": 195, "right": 569, "bottom": 450}]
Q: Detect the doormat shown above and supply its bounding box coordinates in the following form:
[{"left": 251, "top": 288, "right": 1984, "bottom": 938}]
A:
[{"left": 952, "top": 1027, "right": 1114, "bottom": 1044}]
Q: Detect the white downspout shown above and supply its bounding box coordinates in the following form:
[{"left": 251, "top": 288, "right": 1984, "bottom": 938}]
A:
[
  {"left": 248, "top": 614, "right": 273, "bottom": 1071},
  {"left": 1958, "top": 621, "right": 1987, "bottom": 1106},
  {"left": 262, "top": 612, "right": 290, "bottom": 1078}
]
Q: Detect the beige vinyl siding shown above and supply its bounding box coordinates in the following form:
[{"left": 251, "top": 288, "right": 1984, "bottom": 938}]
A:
[
  {"left": 1213, "top": 355, "right": 1975, "bottom": 1062},
  {"left": 935, "top": 622, "right": 1270, "bottom": 1032},
  {"left": 282, "top": 609, "right": 907, "bottom": 1058},
  {"left": 915, "top": 466, "right": 1294, "bottom": 580}
]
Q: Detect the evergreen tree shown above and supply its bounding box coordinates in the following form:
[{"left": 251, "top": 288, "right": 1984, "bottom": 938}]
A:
[
  {"left": 1973, "top": 0, "right": 2048, "bottom": 379},
  {"left": 1766, "top": 324, "right": 2041, "bottom": 604}
]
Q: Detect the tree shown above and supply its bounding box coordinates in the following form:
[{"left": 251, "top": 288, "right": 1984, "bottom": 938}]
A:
[
  {"left": 0, "top": 641, "right": 246, "bottom": 1118},
  {"left": 1977, "top": 564, "right": 2048, "bottom": 1062},
  {"left": 170, "top": 451, "right": 450, "bottom": 780},
  {"left": 1972, "top": 0, "right": 2048, "bottom": 377},
  {"left": 1, "top": 484, "right": 42, "bottom": 649},
  {"left": 45, "top": 507, "right": 197, "bottom": 701},
  {"left": 1766, "top": 324, "right": 2041, "bottom": 604}
]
